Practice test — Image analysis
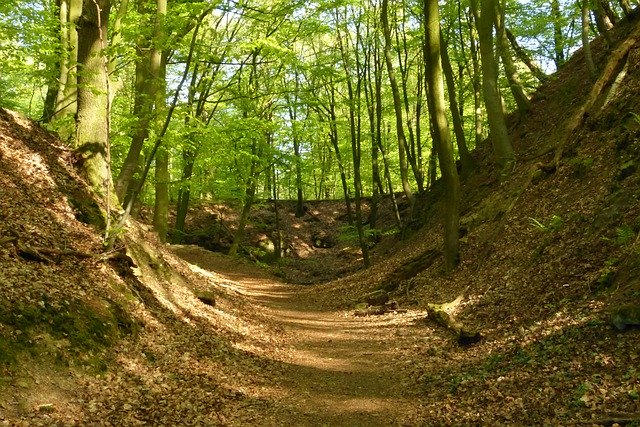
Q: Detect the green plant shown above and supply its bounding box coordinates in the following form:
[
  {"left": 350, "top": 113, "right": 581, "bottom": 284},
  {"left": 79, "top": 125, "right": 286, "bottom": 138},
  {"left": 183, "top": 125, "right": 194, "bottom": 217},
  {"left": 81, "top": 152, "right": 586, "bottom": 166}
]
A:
[
  {"left": 571, "top": 381, "right": 591, "bottom": 408},
  {"left": 528, "top": 214, "right": 563, "bottom": 233},
  {"left": 614, "top": 225, "right": 636, "bottom": 246},
  {"left": 568, "top": 156, "right": 594, "bottom": 177}
]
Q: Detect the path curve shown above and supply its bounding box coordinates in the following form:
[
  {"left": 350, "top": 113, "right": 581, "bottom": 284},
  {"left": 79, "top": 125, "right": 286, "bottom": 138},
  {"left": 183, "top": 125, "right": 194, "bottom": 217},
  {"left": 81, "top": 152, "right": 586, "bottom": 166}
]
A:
[{"left": 171, "top": 245, "right": 428, "bottom": 426}]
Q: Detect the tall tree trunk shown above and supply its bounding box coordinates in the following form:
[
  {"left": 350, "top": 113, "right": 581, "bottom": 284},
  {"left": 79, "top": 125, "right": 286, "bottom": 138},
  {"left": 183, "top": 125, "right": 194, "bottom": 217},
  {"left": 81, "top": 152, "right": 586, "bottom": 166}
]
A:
[
  {"left": 582, "top": 0, "right": 597, "bottom": 77},
  {"left": 495, "top": 0, "right": 531, "bottom": 113},
  {"left": 618, "top": 0, "right": 633, "bottom": 16},
  {"left": 174, "top": 148, "right": 196, "bottom": 239},
  {"left": 52, "top": 0, "right": 81, "bottom": 140},
  {"left": 396, "top": 6, "right": 424, "bottom": 193},
  {"left": 472, "top": 0, "right": 514, "bottom": 171},
  {"left": 467, "top": 6, "right": 484, "bottom": 148},
  {"left": 115, "top": 0, "right": 161, "bottom": 203},
  {"left": 229, "top": 142, "right": 259, "bottom": 257},
  {"left": 340, "top": 14, "right": 370, "bottom": 268},
  {"left": 440, "top": 31, "right": 473, "bottom": 174},
  {"left": 424, "top": 0, "right": 461, "bottom": 272},
  {"left": 75, "top": 0, "right": 115, "bottom": 201},
  {"left": 151, "top": 0, "right": 168, "bottom": 242},
  {"left": 381, "top": 0, "right": 415, "bottom": 207},
  {"left": 326, "top": 87, "right": 353, "bottom": 225},
  {"left": 551, "top": 0, "right": 566, "bottom": 68},
  {"left": 593, "top": 0, "right": 614, "bottom": 44},
  {"left": 153, "top": 147, "right": 169, "bottom": 242}
]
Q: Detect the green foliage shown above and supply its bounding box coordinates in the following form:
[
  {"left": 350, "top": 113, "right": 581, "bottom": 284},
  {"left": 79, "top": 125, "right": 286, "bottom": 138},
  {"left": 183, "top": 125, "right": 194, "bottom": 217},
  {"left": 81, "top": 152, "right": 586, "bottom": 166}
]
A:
[
  {"left": 0, "top": 0, "right": 59, "bottom": 115},
  {"left": 567, "top": 156, "right": 594, "bottom": 178},
  {"left": 571, "top": 381, "right": 591, "bottom": 408},
  {"left": 595, "top": 257, "right": 620, "bottom": 290},
  {"left": 601, "top": 225, "right": 638, "bottom": 248},
  {"left": 529, "top": 214, "right": 563, "bottom": 233}
]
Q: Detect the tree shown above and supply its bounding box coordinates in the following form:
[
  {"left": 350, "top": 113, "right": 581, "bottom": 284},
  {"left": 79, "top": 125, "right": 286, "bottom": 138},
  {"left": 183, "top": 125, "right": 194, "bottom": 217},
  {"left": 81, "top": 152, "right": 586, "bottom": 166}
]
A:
[
  {"left": 424, "top": 0, "right": 460, "bottom": 271},
  {"left": 581, "top": 0, "right": 597, "bottom": 77},
  {"left": 75, "top": 0, "right": 116, "bottom": 202},
  {"left": 495, "top": 0, "right": 531, "bottom": 114},
  {"left": 382, "top": 0, "right": 415, "bottom": 207},
  {"left": 472, "top": 0, "right": 514, "bottom": 171}
]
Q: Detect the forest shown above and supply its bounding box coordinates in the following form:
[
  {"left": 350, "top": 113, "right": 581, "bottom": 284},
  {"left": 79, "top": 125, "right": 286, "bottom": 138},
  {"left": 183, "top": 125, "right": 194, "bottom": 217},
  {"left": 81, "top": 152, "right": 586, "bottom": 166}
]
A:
[{"left": 1, "top": 0, "right": 640, "bottom": 425}]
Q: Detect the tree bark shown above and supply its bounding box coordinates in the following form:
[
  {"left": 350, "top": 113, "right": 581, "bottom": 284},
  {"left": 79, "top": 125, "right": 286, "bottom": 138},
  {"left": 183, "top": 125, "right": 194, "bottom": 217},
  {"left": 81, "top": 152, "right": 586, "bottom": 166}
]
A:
[
  {"left": 467, "top": 6, "right": 485, "bottom": 148},
  {"left": 440, "top": 31, "right": 473, "bottom": 175},
  {"left": 495, "top": 0, "right": 531, "bottom": 113},
  {"left": 505, "top": 28, "right": 549, "bottom": 83},
  {"left": 150, "top": 0, "right": 168, "bottom": 242},
  {"left": 581, "top": 0, "right": 597, "bottom": 77},
  {"left": 472, "top": 0, "right": 514, "bottom": 171},
  {"left": 153, "top": 146, "right": 169, "bottom": 242},
  {"left": 75, "top": 0, "right": 115, "bottom": 201},
  {"left": 551, "top": 0, "right": 566, "bottom": 68},
  {"left": 381, "top": 0, "right": 415, "bottom": 207},
  {"left": 52, "top": 0, "right": 81, "bottom": 140},
  {"left": 424, "top": 0, "right": 461, "bottom": 272}
]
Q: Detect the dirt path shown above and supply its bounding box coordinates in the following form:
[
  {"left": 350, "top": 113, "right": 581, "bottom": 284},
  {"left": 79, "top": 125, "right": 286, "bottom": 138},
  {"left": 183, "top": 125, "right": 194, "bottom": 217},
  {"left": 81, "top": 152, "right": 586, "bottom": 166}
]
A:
[{"left": 172, "top": 246, "right": 426, "bottom": 426}]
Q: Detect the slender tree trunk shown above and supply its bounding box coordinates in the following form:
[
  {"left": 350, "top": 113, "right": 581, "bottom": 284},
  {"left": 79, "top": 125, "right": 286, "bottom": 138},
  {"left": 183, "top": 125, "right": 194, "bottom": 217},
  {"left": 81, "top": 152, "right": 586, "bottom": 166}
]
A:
[
  {"left": 505, "top": 28, "right": 549, "bottom": 83},
  {"left": 472, "top": 0, "right": 514, "bottom": 171},
  {"left": 151, "top": 0, "right": 168, "bottom": 242},
  {"left": 326, "top": 88, "right": 353, "bottom": 225},
  {"left": 396, "top": 7, "right": 424, "bottom": 193},
  {"left": 115, "top": 0, "right": 161, "bottom": 202},
  {"left": 364, "top": 42, "right": 381, "bottom": 227},
  {"left": 286, "top": 81, "right": 305, "bottom": 218},
  {"left": 618, "top": 0, "right": 632, "bottom": 16},
  {"left": 174, "top": 148, "right": 196, "bottom": 238},
  {"left": 53, "top": 0, "right": 81, "bottom": 140},
  {"left": 229, "top": 143, "right": 259, "bottom": 257},
  {"left": 381, "top": 0, "right": 415, "bottom": 207},
  {"left": 424, "top": 0, "right": 461, "bottom": 272},
  {"left": 593, "top": 0, "right": 614, "bottom": 44},
  {"left": 467, "top": 6, "right": 484, "bottom": 147},
  {"left": 582, "top": 0, "right": 597, "bottom": 77},
  {"left": 340, "top": 15, "right": 370, "bottom": 268},
  {"left": 551, "top": 0, "right": 566, "bottom": 68},
  {"left": 495, "top": 0, "right": 531, "bottom": 113},
  {"left": 153, "top": 147, "right": 169, "bottom": 242},
  {"left": 440, "top": 31, "right": 473, "bottom": 174}
]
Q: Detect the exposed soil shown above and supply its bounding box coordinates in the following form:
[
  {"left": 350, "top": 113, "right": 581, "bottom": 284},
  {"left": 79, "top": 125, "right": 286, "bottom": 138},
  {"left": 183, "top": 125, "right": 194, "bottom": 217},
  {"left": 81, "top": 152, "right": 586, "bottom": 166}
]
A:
[{"left": 170, "top": 245, "right": 426, "bottom": 426}]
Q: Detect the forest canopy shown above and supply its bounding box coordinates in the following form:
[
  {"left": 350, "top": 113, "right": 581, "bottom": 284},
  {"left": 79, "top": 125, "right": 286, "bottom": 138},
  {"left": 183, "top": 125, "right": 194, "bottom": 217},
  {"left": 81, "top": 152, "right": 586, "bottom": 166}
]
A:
[{"left": 0, "top": 0, "right": 635, "bottom": 263}]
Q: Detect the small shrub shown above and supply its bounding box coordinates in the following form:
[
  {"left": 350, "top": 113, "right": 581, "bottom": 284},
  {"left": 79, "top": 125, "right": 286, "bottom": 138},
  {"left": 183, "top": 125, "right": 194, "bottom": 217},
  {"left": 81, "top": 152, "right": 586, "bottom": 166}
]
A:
[{"left": 568, "top": 156, "right": 594, "bottom": 178}]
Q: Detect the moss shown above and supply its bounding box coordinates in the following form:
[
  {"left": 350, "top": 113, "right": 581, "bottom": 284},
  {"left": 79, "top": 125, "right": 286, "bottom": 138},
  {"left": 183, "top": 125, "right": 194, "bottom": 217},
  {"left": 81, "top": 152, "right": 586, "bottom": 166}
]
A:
[
  {"left": 0, "top": 297, "right": 136, "bottom": 369},
  {"left": 611, "top": 305, "right": 640, "bottom": 330},
  {"left": 67, "top": 195, "right": 106, "bottom": 229},
  {"left": 567, "top": 156, "right": 594, "bottom": 178}
]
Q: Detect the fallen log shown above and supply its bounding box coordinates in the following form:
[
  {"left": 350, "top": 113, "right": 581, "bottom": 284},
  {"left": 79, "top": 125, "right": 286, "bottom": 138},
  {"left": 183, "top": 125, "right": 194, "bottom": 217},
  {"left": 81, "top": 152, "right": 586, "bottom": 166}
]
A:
[{"left": 426, "top": 297, "right": 482, "bottom": 345}]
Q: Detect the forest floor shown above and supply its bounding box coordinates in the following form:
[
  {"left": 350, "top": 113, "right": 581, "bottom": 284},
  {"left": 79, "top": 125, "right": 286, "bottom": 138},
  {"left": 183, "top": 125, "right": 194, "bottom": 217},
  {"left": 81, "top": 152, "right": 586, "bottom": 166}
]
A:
[{"left": 169, "top": 245, "right": 427, "bottom": 426}]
